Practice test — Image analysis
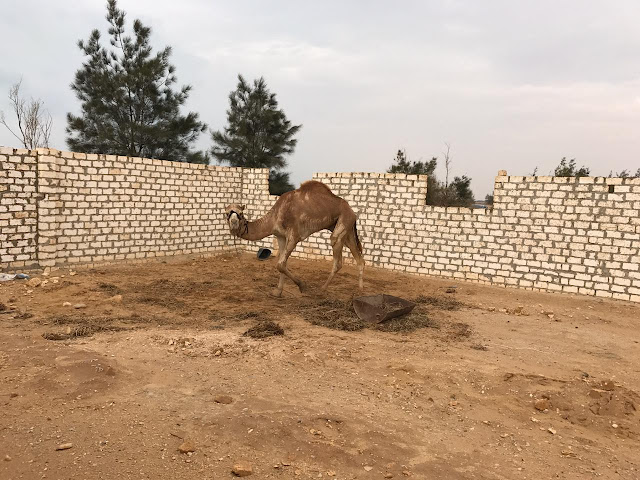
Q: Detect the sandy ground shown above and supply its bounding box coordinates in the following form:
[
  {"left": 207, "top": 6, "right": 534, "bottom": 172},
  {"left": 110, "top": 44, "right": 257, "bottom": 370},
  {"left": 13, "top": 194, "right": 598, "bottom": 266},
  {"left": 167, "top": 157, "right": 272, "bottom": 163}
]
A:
[{"left": 1, "top": 253, "right": 639, "bottom": 480}]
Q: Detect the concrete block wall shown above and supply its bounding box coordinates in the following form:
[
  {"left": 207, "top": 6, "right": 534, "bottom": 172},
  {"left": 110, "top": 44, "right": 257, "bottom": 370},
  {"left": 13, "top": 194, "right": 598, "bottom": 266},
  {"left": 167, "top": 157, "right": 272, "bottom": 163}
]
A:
[
  {"left": 1, "top": 146, "right": 638, "bottom": 303},
  {"left": 0, "top": 148, "right": 39, "bottom": 270},
  {"left": 2, "top": 148, "right": 246, "bottom": 270},
  {"left": 247, "top": 170, "right": 640, "bottom": 303},
  {"left": 239, "top": 168, "right": 279, "bottom": 253},
  {"left": 490, "top": 174, "right": 640, "bottom": 301}
]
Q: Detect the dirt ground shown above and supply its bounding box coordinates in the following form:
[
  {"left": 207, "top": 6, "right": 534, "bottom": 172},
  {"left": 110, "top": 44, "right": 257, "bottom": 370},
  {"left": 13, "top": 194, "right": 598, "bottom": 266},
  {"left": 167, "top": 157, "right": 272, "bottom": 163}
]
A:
[{"left": 1, "top": 253, "right": 639, "bottom": 480}]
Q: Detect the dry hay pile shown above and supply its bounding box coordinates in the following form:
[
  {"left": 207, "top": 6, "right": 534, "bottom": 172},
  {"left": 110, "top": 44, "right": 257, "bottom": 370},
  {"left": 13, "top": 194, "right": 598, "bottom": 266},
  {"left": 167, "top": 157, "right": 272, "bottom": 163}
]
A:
[
  {"left": 243, "top": 321, "right": 285, "bottom": 339},
  {"left": 300, "top": 295, "right": 463, "bottom": 333}
]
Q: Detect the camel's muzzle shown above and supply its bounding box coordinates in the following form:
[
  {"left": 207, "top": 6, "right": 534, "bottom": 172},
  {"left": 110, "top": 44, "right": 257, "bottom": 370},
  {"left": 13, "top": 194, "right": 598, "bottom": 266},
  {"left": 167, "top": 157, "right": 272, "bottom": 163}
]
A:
[
  {"left": 227, "top": 211, "right": 246, "bottom": 234},
  {"left": 227, "top": 210, "right": 242, "bottom": 220}
]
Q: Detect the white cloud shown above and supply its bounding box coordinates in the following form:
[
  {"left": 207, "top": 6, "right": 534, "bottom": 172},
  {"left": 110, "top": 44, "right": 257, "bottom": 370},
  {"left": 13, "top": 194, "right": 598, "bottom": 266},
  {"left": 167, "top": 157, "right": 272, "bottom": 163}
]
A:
[{"left": 1, "top": 0, "right": 639, "bottom": 197}]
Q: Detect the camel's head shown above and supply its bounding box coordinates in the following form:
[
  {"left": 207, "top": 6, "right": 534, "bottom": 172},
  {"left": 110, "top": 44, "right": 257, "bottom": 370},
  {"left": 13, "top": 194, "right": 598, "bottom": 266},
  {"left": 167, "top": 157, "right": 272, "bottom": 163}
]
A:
[{"left": 225, "top": 203, "right": 247, "bottom": 235}]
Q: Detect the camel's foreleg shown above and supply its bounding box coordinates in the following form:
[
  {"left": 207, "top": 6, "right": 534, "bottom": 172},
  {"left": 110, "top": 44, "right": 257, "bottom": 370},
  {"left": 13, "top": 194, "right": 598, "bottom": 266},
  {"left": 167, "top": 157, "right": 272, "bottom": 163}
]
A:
[
  {"left": 273, "top": 235, "right": 305, "bottom": 295},
  {"left": 271, "top": 236, "right": 287, "bottom": 297}
]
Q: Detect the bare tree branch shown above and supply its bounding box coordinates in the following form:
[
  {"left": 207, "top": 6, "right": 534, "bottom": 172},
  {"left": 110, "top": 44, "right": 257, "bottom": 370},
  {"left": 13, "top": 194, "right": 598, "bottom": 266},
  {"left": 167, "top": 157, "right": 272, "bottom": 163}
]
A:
[
  {"left": 0, "top": 78, "right": 52, "bottom": 149},
  {"left": 443, "top": 142, "right": 451, "bottom": 188}
]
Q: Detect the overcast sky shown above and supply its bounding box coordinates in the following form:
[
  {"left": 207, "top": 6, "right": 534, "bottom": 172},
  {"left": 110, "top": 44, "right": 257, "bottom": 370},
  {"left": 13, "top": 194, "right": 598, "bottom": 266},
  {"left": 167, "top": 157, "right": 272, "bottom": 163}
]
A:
[{"left": 1, "top": 1, "right": 639, "bottom": 197}]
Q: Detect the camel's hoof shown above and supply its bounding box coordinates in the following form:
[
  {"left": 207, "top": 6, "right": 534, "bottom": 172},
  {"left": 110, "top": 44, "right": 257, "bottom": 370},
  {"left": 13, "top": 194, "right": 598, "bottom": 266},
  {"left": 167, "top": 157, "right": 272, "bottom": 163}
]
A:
[{"left": 269, "top": 288, "right": 283, "bottom": 298}]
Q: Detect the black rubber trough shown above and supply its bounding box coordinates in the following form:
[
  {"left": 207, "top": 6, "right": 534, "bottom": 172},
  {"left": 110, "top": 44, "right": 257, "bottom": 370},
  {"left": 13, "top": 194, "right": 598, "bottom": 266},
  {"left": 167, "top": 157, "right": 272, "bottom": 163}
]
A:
[
  {"left": 257, "top": 247, "right": 272, "bottom": 260},
  {"left": 352, "top": 294, "right": 416, "bottom": 324}
]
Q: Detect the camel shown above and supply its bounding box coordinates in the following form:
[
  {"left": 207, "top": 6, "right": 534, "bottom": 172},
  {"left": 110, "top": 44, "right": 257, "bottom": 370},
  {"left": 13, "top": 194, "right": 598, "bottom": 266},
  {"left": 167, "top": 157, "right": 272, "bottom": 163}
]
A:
[{"left": 225, "top": 180, "right": 365, "bottom": 297}]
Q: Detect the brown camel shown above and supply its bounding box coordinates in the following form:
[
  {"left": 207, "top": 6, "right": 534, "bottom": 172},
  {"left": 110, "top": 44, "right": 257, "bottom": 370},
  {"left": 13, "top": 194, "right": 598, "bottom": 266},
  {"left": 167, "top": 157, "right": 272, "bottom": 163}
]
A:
[{"left": 225, "top": 180, "right": 365, "bottom": 297}]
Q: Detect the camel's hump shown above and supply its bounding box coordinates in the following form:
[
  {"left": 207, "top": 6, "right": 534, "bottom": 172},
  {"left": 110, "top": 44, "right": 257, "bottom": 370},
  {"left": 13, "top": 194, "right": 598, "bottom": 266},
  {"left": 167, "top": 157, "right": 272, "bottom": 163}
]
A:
[{"left": 298, "top": 180, "right": 333, "bottom": 193}]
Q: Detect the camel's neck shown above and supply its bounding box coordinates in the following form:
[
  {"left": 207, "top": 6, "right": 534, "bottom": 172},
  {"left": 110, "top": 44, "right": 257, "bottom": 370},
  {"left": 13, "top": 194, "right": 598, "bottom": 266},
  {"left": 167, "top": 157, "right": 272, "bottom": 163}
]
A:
[{"left": 239, "top": 212, "right": 275, "bottom": 241}]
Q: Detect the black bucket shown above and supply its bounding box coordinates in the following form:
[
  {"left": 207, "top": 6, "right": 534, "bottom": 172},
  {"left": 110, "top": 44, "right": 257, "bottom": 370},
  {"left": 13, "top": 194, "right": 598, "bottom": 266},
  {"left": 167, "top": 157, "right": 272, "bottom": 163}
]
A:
[{"left": 257, "top": 247, "right": 272, "bottom": 260}]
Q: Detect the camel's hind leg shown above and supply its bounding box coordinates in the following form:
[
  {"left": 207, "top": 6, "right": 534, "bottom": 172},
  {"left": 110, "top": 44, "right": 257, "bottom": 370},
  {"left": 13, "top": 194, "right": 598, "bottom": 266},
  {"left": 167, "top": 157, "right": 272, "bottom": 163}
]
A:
[
  {"left": 345, "top": 229, "right": 365, "bottom": 290},
  {"left": 321, "top": 220, "right": 350, "bottom": 291},
  {"left": 321, "top": 238, "right": 344, "bottom": 291}
]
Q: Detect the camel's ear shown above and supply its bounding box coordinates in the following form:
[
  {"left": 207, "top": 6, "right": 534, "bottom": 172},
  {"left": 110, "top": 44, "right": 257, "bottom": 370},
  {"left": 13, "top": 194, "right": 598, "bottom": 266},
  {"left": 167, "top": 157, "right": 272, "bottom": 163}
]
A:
[{"left": 240, "top": 204, "right": 246, "bottom": 211}]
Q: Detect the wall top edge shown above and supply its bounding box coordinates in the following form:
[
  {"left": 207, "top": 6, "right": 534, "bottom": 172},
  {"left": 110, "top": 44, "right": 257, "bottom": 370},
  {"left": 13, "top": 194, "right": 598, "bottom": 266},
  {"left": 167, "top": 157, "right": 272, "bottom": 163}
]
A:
[{"left": 1, "top": 145, "right": 636, "bottom": 183}]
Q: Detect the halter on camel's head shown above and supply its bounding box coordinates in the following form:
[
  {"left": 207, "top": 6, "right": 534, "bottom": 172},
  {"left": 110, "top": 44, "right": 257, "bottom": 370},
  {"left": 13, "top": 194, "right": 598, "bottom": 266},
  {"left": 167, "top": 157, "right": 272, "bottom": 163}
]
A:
[{"left": 225, "top": 204, "right": 248, "bottom": 236}]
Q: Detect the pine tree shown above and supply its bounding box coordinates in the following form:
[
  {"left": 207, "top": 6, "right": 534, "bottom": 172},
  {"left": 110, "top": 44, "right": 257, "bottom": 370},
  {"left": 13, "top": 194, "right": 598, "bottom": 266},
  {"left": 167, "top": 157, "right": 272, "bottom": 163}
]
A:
[
  {"left": 387, "top": 148, "right": 474, "bottom": 207},
  {"left": 554, "top": 157, "right": 590, "bottom": 177},
  {"left": 387, "top": 149, "right": 437, "bottom": 176},
  {"left": 211, "top": 75, "right": 301, "bottom": 195},
  {"left": 450, "top": 175, "right": 474, "bottom": 207},
  {"left": 611, "top": 169, "right": 640, "bottom": 178},
  {"left": 387, "top": 149, "right": 440, "bottom": 204},
  {"left": 66, "top": 0, "right": 207, "bottom": 163}
]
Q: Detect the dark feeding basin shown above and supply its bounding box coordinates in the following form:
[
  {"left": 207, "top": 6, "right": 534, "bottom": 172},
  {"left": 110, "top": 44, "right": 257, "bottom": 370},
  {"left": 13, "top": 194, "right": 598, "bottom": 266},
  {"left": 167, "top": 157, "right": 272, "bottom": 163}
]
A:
[
  {"left": 352, "top": 294, "right": 416, "bottom": 324},
  {"left": 257, "top": 247, "right": 272, "bottom": 260}
]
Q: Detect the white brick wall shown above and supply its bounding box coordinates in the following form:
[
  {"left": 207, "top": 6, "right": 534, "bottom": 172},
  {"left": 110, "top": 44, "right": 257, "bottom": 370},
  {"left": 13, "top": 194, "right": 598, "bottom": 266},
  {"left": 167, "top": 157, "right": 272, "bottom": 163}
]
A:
[
  {"left": 1, "top": 147, "right": 639, "bottom": 303},
  {"left": 249, "top": 170, "right": 640, "bottom": 303},
  {"left": 1, "top": 147, "right": 39, "bottom": 270}
]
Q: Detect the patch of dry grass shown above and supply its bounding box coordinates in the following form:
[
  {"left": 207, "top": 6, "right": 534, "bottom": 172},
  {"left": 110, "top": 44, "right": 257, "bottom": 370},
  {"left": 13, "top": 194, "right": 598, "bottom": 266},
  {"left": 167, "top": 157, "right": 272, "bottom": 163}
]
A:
[
  {"left": 413, "top": 295, "right": 463, "bottom": 310},
  {"left": 243, "top": 321, "right": 285, "bottom": 339}
]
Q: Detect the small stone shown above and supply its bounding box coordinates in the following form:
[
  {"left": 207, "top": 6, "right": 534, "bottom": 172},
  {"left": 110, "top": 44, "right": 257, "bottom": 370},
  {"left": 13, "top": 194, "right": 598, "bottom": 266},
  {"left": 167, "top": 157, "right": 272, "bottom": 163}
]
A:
[
  {"left": 178, "top": 441, "right": 195, "bottom": 453},
  {"left": 600, "top": 380, "right": 615, "bottom": 391},
  {"left": 534, "top": 398, "right": 550, "bottom": 411},
  {"left": 612, "top": 423, "right": 618, "bottom": 429},
  {"left": 69, "top": 271, "right": 76, "bottom": 276},
  {"left": 55, "top": 443, "right": 73, "bottom": 451},
  {"left": 384, "top": 474, "right": 394, "bottom": 479},
  {"left": 27, "top": 278, "right": 42, "bottom": 287},
  {"left": 73, "top": 303, "right": 86, "bottom": 309},
  {"left": 10, "top": 392, "right": 18, "bottom": 398},
  {"left": 327, "top": 471, "right": 336, "bottom": 477},
  {"left": 487, "top": 307, "right": 496, "bottom": 312},
  {"left": 63, "top": 302, "right": 72, "bottom": 307},
  {"left": 214, "top": 395, "right": 233, "bottom": 404},
  {"left": 364, "top": 466, "right": 373, "bottom": 471},
  {"left": 4, "top": 455, "right": 11, "bottom": 461},
  {"left": 402, "top": 471, "right": 411, "bottom": 477},
  {"left": 232, "top": 463, "right": 253, "bottom": 476},
  {"left": 548, "top": 427, "right": 556, "bottom": 435},
  {"left": 107, "top": 294, "right": 122, "bottom": 303}
]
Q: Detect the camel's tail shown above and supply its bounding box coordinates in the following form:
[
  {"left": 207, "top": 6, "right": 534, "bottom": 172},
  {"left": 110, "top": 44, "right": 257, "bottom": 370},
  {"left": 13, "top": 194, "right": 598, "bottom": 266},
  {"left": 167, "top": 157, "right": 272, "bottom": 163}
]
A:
[{"left": 354, "top": 222, "right": 363, "bottom": 254}]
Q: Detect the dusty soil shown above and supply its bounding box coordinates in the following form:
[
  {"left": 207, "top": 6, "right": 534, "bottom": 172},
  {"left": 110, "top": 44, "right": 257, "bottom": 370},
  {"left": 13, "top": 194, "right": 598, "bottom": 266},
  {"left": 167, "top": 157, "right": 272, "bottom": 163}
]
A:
[{"left": 1, "top": 253, "right": 639, "bottom": 479}]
